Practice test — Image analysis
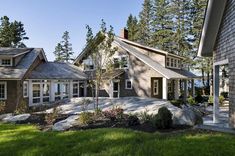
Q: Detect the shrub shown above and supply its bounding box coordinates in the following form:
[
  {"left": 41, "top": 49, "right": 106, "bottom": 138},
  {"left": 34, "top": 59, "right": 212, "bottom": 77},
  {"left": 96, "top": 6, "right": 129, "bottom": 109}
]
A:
[
  {"left": 170, "top": 99, "right": 183, "bottom": 108},
  {"left": 94, "top": 108, "right": 102, "bottom": 117},
  {"left": 154, "top": 107, "right": 173, "bottom": 129},
  {"left": 45, "top": 107, "right": 61, "bottom": 125},
  {"left": 103, "top": 107, "right": 124, "bottom": 121},
  {"left": 127, "top": 115, "right": 140, "bottom": 126},
  {"left": 14, "top": 99, "right": 28, "bottom": 115},
  {"left": 138, "top": 109, "right": 154, "bottom": 123},
  {"left": 0, "top": 101, "right": 6, "bottom": 114},
  {"left": 79, "top": 112, "right": 93, "bottom": 125},
  {"left": 221, "top": 92, "right": 228, "bottom": 98},
  {"left": 208, "top": 96, "right": 213, "bottom": 104},
  {"left": 187, "top": 96, "right": 196, "bottom": 105},
  {"left": 195, "top": 94, "right": 203, "bottom": 103},
  {"left": 219, "top": 95, "right": 225, "bottom": 105}
]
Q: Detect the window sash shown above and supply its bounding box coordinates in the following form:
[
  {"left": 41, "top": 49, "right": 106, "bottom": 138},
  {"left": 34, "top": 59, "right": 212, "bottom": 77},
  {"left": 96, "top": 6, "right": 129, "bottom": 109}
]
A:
[
  {"left": 0, "top": 82, "right": 7, "bottom": 100},
  {"left": 23, "top": 81, "right": 28, "bottom": 97},
  {"left": 125, "top": 79, "right": 132, "bottom": 89}
]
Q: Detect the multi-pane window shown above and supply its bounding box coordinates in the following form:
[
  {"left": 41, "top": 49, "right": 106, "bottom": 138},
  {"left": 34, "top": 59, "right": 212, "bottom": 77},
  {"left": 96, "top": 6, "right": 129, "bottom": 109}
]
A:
[
  {"left": 0, "top": 82, "right": 6, "bottom": 100},
  {"left": 83, "top": 58, "right": 94, "bottom": 71},
  {"left": 125, "top": 79, "right": 132, "bottom": 89},
  {"left": 23, "top": 81, "right": 28, "bottom": 97},
  {"left": 32, "top": 84, "right": 40, "bottom": 104},
  {"left": 166, "top": 57, "right": 181, "bottom": 69},
  {"left": 1, "top": 59, "right": 11, "bottom": 66},
  {"left": 42, "top": 83, "right": 50, "bottom": 102},
  {"left": 73, "top": 83, "right": 78, "bottom": 97},
  {"left": 113, "top": 55, "right": 129, "bottom": 69}
]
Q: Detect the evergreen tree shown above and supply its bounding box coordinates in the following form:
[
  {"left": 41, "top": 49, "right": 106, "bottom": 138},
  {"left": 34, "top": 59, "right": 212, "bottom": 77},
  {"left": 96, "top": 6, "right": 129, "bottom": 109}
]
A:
[
  {"left": 0, "top": 16, "right": 28, "bottom": 47},
  {"left": 138, "top": 0, "right": 153, "bottom": 46},
  {"left": 53, "top": 43, "right": 63, "bottom": 61},
  {"left": 61, "top": 31, "right": 74, "bottom": 62},
  {"left": 151, "top": 0, "right": 174, "bottom": 51},
  {"left": 126, "top": 14, "right": 138, "bottom": 41},
  {"left": 54, "top": 31, "right": 74, "bottom": 62}
]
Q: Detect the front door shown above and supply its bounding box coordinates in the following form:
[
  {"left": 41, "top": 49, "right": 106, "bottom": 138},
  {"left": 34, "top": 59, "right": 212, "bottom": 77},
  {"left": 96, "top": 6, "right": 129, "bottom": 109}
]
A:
[
  {"left": 151, "top": 77, "right": 162, "bottom": 98},
  {"left": 113, "top": 81, "right": 120, "bottom": 98}
]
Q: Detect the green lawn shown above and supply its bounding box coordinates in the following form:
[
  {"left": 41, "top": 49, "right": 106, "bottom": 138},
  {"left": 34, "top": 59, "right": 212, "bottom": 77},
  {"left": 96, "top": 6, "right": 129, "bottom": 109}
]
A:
[{"left": 1, "top": 123, "right": 235, "bottom": 156}]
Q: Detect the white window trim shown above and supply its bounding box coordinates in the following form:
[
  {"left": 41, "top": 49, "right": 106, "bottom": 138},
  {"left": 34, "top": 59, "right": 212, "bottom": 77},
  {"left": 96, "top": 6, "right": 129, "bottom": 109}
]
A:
[
  {"left": 113, "top": 55, "right": 129, "bottom": 69},
  {"left": 166, "top": 56, "right": 181, "bottom": 69},
  {"left": 23, "top": 81, "right": 28, "bottom": 98},
  {"left": 0, "top": 58, "right": 13, "bottom": 66},
  {"left": 0, "top": 82, "right": 7, "bottom": 100},
  {"left": 125, "top": 79, "right": 132, "bottom": 89}
]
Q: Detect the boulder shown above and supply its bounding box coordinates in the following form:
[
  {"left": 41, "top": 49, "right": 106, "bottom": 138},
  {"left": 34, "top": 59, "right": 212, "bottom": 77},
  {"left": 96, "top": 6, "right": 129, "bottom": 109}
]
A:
[
  {"left": 172, "top": 106, "right": 203, "bottom": 126},
  {"left": 52, "top": 115, "right": 79, "bottom": 131},
  {"left": 2, "top": 114, "right": 31, "bottom": 123},
  {"left": 0, "top": 113, "right": 13, "bottom": 121}
]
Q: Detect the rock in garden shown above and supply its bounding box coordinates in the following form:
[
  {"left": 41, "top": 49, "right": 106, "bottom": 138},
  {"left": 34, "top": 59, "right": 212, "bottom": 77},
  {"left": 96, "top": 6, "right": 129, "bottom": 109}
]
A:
[
  {"left": 0, "top": 113, "right": 13, "bottom": 121},
  {"left": 172, "top": 106, "right": 203, "bottom": 126},
  {"left": 52, "top": 115, "right": 79, "bottom": 131},
  {"left": 2, "top": 114, "right": 31, "bottom": 123}
]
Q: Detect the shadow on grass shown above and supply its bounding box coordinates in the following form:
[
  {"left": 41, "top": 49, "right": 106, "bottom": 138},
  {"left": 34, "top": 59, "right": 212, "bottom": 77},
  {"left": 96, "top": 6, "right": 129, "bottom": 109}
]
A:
[{"left": 1, "top": 123, "right": 235, "bottom": 156}]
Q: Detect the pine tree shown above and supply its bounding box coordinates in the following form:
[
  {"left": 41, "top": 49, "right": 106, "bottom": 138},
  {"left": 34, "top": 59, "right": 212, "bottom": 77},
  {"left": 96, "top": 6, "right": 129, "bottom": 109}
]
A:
[
  {"left": 0, "top": 16, "right": 28, "bottom": 47},
  {"left": 61, "top": 31, "right": 74, "bottom": 62},
  {"left": 138, "top": 0, "right": 153, "bottom": 46},
  {"left": 151, "top": 0, "right": 174, "bottom": 51},
  {"left": 126, "top": 14, "right": 138, "bottom": 41},
  {"left": 53, "top": 43, "right": 63, "bottom": 61}
]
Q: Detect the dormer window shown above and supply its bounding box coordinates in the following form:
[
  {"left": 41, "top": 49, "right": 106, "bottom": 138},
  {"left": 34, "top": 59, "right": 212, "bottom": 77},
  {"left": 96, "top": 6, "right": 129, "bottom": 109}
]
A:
[
  {"left": 166, "top": 56, "right": 181, "bottom": 69},
  {"left": 1, "top": 58, "right": 12, "bottom": 66}
]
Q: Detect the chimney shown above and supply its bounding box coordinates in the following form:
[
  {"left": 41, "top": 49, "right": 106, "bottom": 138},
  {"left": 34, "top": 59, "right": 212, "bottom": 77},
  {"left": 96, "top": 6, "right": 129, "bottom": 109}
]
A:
[{"left": 120, "top": 28, "right": 128, "bottom": 39}]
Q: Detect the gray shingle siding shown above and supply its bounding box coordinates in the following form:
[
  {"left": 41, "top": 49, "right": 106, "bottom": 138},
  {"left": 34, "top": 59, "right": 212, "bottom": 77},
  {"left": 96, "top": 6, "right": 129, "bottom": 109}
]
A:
[{"left": 214, "top": 0, "right": 235, "bottom": 127}]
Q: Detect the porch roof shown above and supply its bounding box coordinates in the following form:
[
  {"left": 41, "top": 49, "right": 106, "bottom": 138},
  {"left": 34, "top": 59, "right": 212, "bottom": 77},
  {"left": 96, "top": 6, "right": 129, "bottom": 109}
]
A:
[
  {"left": 114, "top": 37, "right": 196, "bottom": 79},
  {"left": 28, "top": 62, "right": 87, "bottom": 80}
]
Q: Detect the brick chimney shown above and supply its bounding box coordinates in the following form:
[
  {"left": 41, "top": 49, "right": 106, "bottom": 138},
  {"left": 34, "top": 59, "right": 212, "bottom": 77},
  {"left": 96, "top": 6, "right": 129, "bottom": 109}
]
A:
[{"left": 120, "top": 28, "right": 128, "bottom": 39}]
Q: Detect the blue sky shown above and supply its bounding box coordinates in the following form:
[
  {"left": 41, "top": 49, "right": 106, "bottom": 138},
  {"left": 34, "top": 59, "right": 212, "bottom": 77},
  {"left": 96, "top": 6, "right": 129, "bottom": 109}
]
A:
[{"left": 0, "top": 0, "right": 143, "bottom": 61}]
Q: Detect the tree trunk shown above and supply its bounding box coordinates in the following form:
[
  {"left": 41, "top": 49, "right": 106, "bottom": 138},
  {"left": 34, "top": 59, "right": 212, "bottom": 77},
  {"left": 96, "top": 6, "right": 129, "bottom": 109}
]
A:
[
  {"left": 95, "top": 80, "right": 99, "bottom": 109},
  {"left": 201, "top": 69, "right": 205, "bottom": 95}
]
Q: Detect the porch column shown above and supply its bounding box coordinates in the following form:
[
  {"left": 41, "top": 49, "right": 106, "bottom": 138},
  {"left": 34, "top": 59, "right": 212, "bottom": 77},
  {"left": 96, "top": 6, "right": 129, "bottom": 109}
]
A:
[
  {"left": 50, "top": 80, "right": 55, "bottom": 102},
  {"left": 162, "top": 78, "right": 168, "bottom": 100},
  {"left": 69, "top": 80, "right": 73, "bottom": 98},
  {"left": 213, "top": 65, "right": 220, "bottom": 123},
  {"left": 183, "top": 79, "right": 188, "bottom": 102},
  {"left": 174, "top": 79, "right": 179, "bottom": 99},
  {"left": 28, "top": 80, "right": 32, "bottom": 106},
  {"left": 191, "top": 79, "right": 195, "bottom": 97},
  {"left": 84, "top": 81, "right": 87, "bottom": 97}
]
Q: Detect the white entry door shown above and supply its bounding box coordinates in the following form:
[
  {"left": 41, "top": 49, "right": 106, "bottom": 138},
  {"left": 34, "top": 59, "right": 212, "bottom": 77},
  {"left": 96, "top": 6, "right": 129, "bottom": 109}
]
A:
[{"left": 112, "top": 80, "right": 120, "bottom": 98}]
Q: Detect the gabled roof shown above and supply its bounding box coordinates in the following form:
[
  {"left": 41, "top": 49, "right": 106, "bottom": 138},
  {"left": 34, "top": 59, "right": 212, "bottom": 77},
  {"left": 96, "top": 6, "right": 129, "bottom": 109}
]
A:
[
  {"left": 0, "top": 48, "right": 33, "bottom": 57},
  {"left": 0, "top": 48, "right": 47, "bottom": 80},
  {"left": 117, "top": 37, "right": 186, "bottom": 60},
  {"left": 114, "top": 37, "right": 196, "bottom": 79},
  {"left": 28, "top": 62, "right": 87, "bottom": 80},
  {"left": 197, "top": 0, "right": 227, "bottom": 57}
]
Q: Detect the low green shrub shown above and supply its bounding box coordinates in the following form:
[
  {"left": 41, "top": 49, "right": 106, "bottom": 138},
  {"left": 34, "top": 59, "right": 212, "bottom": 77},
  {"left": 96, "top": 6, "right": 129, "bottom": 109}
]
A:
[
  {"left": 0, "top": 101, "right": 6, "bottom": 114},
  {"left": 154, "top": 107, "right": 173, "bottom": 129},
  {"left": 195, "top": 94, "right": 203, "bottom": 103},
  {"left": 219, "top": 95, "right": 225, "bottom": 105},
  {"left": 138, "top": 109, "right": 154, "bottom": 123},
  {"left": 187, "top": 96, "right": 196, "bottom": 105},
  {"left": 127, "top": 115, "right": 140, "bottom": 126},
  {"left": 79, "top": 112, "right": 93, "bottom": 125},
  {"left": 170, "top": 99, "right": 183, "bottom": 108},
  {"left": 208, "top": 96, "right": 213, "bottom": 104},
  {"left": 45, "top": 107, "right": 61, "bottom": 125},
  {"left": 221, "top": 92, "right": 228, "bottom": 98}
]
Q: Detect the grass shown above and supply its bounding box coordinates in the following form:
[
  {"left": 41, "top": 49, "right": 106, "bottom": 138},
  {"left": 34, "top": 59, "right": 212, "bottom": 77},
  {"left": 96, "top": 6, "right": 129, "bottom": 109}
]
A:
[{"left": 1, "top": 123, "right": 235, "bottom": 156}]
